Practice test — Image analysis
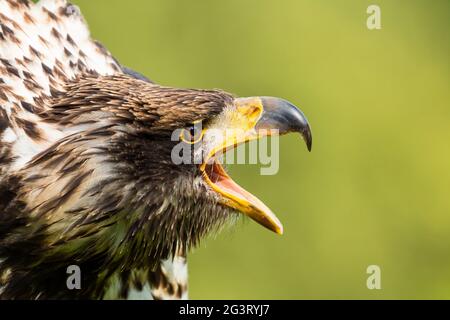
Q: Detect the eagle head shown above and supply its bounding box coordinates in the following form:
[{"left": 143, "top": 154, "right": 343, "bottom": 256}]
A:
[
  {"left": 34, "top": 74, "right": 312, "bottom": 262},
  {"left": 0, "top": 0, "right": 312, "bottom": 299}
]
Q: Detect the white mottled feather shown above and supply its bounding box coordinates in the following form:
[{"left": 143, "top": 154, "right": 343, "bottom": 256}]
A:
[
  {"left": 0, "top": 0, "right": 188, "bottom": 300},
  {"left": 0, "top": 0, "right": 119, "bottom": 170}
]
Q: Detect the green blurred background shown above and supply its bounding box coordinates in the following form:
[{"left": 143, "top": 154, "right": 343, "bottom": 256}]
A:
[{"left": 71, "top": 0, "right": 449, "bottom": 299}]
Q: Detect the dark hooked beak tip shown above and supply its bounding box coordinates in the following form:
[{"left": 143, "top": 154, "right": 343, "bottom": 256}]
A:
[
  {"left": 256, "top": 97, "right": 312, "bottom": 152},
  {"left": 303, "top": 125, "right": 312, "bottom": 152}
]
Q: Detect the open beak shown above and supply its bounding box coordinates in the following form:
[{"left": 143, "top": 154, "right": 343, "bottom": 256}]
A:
[{"left": 200, "top": 96, "right": 312, "bottom": 234}]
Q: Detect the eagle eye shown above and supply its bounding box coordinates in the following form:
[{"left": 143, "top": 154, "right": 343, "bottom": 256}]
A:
[{"left": 180, "top": 122, "right": 204, "bottom": 144}]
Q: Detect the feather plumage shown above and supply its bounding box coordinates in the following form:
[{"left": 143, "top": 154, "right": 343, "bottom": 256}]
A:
[
  {"left": 0, "top": 0, "right": 197, "bottom": 299},
  {"left": 0, "top": 0, "right": 120, "bottom": 170}
]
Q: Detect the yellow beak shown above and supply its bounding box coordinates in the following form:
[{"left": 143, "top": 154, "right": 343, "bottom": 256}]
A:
[{"left": 200, "top": 96, "right": 312, "bottom": 234}]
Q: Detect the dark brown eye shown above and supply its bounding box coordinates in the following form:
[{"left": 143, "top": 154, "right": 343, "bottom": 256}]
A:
[
  {"left": 180, "top": 123, "right": 204, "bottom": 144},
  {"left": 189, "top": 126, "right": 196, "bottom": 137}
]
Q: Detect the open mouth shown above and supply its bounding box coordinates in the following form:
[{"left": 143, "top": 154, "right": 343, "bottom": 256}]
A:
[
  {"left": 199, "top": 96, "right": 312, "bottom": 235},
  {"left": 202, "top": 157, "right": 283, "bottom": 234}
]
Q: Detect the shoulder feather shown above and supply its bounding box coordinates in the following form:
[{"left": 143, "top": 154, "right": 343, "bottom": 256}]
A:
[{"left": 0, "top": 0, "right": 122, "bottom": 171}]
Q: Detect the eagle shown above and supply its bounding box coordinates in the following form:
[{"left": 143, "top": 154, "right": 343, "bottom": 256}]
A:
[{"left": 0, "top": 0, "right": 312, "bottom": 299}]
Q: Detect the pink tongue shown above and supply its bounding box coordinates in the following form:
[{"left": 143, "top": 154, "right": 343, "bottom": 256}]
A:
[
  {"left": 207, "top": 163, "right": 255, "bottom": 203},
  {"left": 205, "top": 163, "right": 282, "bottom": 234}
]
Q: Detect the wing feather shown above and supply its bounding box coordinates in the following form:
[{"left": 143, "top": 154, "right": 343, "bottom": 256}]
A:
[
  {"left": 0, "top": 0, "right": 122, "bottom": 171},
  {"left": 0, "top": 1, "right": 185, "bottom": 300}
]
